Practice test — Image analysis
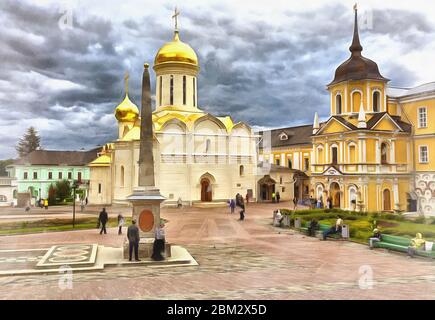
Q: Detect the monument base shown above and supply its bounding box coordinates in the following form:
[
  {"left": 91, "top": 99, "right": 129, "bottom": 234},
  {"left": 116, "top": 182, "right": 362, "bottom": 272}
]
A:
[{"left": 123, "top": 238, "right": 172, "bottom": 260}]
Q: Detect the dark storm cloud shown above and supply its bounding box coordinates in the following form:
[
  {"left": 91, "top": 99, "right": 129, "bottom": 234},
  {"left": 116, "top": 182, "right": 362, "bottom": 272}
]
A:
[{"left": 0, "top": 0, "right": 434, "bottom": 158}]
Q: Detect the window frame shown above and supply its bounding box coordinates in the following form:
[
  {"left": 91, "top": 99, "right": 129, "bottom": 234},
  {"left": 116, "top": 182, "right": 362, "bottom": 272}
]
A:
[
  {"left": 419, "top": 145, "right": 429, "bottom": 163},
  {"left": 418, "top": 107, "right": 427, "bottom": 128}
]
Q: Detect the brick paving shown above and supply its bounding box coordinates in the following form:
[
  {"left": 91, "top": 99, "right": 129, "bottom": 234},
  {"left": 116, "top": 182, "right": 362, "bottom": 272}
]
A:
[{"left": 0, "top": 201, "right": 434, "bottom": 300}]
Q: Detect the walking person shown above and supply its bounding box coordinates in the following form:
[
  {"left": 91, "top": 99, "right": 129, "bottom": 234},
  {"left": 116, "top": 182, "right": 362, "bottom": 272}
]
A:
[
  {"left": 80, "top": 199, "right": 85, "bottom": 212},
  {"left": 293, "top": 197, "right": 298, "bottom": 210},
  {"left": 85, "top": 197, "right": 88, "bottom": 206},
  {"left": 117, "top": 213, "right": 125, "bottom": 235},
  {"left": 44, "top": 198, "right": 48, "bottom": 210},
  {"left": 127, "top": 219, "right": 140, "bottom": 261},
  {"left": 98, "top": 207, "right": 109, "bottom": 235},
  {"left": 152, "top": 221, "right": 166, "bottom": 261},
  {"left": 230, "top": 198, "right": 236, "bottom": 214},
  {"left": 276, "top": 191, "right": 280, "bottom": 203},
  {"left": 236, "top": 193, "right": 245, "bottom": 221},
  {"left": 245, "top": 193, "right": 249, "bottom": 206}
]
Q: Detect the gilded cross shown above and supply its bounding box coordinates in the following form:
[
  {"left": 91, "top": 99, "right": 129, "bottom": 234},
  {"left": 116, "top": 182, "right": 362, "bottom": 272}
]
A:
[
  {"left": 172, "top": 7, "right": 180, "bottom": 30},
  {"left": 124, "top": 71, "right": 129, "bottom": 95}
]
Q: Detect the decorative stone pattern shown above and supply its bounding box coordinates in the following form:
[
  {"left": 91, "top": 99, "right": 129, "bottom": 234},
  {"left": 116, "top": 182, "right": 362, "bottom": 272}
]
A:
[
  {"left": 36, "top": 244, "right": 97, "bottom": 269},
  {"left": 415, "top": 173, "right": 435, "bottom": 216}
]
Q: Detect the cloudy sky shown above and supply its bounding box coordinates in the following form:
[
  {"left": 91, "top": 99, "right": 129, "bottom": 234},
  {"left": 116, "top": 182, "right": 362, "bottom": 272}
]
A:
[{"left": 1, "top": 0, "right": 435, "bottom": 159}]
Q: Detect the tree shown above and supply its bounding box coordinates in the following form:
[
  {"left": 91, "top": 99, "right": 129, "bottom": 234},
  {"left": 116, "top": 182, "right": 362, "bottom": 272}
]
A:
[
  {"left": 0, "top": 159, "right": 14, "bottom": 176},
  {"left": 48, "top": 184, "right": 56, "bottom": 205},
  {"left": 15, "top": 127, "right": 41, "bottom": 158},
  {"left": 54, "top": 180, "right": 72, "bottom": 202}
]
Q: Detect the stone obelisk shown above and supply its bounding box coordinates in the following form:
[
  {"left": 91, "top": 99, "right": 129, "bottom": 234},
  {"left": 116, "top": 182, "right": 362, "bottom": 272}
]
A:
[{"left": 127, "top": 63, "right": 165, "bottom": 244}]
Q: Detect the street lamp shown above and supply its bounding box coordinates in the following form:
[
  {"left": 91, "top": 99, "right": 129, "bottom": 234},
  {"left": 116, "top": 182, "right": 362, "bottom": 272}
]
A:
[{"left": 72, "top": 180, "right": 79, "bottom": 228}]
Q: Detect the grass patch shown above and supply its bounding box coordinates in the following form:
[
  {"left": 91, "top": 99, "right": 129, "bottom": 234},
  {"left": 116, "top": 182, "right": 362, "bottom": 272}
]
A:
[{"left": 0, "top": 217, "right": 132, "bottom": 236}]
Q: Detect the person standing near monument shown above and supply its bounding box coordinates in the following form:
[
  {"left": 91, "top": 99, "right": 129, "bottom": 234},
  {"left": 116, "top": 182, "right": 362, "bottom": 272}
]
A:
[
  {"left": 127, "top": 219, "right": 140, "bottom": 261},
  {"left": 98, "top": 208, "right": 108, "bottom": 235},
  {"left": 152, "top": 222, "right": 166, "bottom": 261}
]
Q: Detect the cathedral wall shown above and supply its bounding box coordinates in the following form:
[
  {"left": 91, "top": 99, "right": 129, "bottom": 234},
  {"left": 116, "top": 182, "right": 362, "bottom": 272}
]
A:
[{"left": 89, "top": 166, "right": 111, "bottom": 205}]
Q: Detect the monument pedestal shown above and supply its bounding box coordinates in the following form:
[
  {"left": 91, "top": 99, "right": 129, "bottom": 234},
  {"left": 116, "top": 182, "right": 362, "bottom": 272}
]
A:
[
  {"left": 125, "top": 187, "right": 166, "bottom": 260},
  {"left": 123, "top": 238, "right": 172, "bottom": 259}
]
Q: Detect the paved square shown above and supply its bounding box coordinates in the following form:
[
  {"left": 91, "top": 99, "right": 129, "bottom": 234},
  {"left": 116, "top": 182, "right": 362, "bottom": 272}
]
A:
[{"left": 0, "top": 202, "right": 434, "bottom": 300}]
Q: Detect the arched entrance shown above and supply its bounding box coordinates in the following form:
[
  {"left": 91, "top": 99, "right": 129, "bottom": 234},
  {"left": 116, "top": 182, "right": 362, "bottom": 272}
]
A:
[
  {"left": 330, "top": 182, "right": 341, "bottom": 208},
  {"left": 201, "top": 178, "right": 212, "bottom": 202},
  {"left": 257, "top": 175, "right": 276, "bottom": 202},
  {"left": 383, "top": 189, "right": 391, "bottom": 211}
]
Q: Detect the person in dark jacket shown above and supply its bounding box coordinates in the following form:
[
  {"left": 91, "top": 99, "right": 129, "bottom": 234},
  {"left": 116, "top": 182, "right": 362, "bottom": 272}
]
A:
[
  {"left": 276, "top": 192, "right": 280, "bottom": 203},
  {"left": 308, "top": 219, "right": 319, "bottom": 237},
  {"left": 98, "top": 208, "right": 109, "bottom": 235},
  {"left": 127, "top": 220, "right": 140, "bottom": 261},
  {"left": 236, "top": 193, "right": 245, "bottom": 221}
]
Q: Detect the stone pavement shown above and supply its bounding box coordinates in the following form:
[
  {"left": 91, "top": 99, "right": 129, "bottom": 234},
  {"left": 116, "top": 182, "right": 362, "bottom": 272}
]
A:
[{"left": 0, "top": 201, "right": 434, "bottom": 300}]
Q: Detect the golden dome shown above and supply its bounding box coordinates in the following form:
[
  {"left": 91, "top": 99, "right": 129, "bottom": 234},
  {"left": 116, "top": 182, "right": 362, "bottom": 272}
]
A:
[
  {"left": 154, "top": 31, "right": 198, "bottom": 66},
  {"left": 115, "top": 94, "right": 139, "bottom": 122}
]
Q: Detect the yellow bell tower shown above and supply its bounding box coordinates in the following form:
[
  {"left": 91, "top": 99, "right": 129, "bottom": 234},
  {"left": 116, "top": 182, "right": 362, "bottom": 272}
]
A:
[{"left": 327, "top": 4, "right": 389, "bottom": 117}]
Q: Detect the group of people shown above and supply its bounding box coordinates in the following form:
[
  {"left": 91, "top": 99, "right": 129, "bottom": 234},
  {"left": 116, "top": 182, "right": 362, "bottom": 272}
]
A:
[
  {"left": 97, "top": 208, "right": 166, "bottom": 262},
  {"left": 228, "top": 193, "right": 247, "bottom": 220},
  {"left": 271, "top": 192, "right": 281, "bottom": 203}
]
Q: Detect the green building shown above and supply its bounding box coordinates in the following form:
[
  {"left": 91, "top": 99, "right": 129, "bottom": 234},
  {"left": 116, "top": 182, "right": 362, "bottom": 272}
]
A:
[{"left": 6, "top": 149, "right": 99, "bottom": 200}]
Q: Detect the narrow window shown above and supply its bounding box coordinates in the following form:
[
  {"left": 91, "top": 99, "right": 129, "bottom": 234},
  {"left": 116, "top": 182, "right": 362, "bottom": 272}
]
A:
[
  {"left": 332, "top": 147, "right": 338, "bottom": 164},
  {"left": 24, "top": 172, "right": 28, "bottom": 180},
  {"left": 68, "top": 172, "right": 72, "bottom": 180},
  {"left": 33, "top": 172, "right": 38, "bottom": 180},
  {"left": 373, "top": 91, "right": 380, "bottom": 112},
  {"left": 419, "top": 146, "right": 428, "bottom": 163},
  {"left": 288, "top": 159, "right": 292, "bottom": 169},
  {"left": 159, "top": 76, "right": 162, "bottom": 106},
  {"left": 336, "top": 95, "right": 342, "bottom": 114},
  {"left": 183, "top": 76, "right": 186, "bottom": 105},
  {"left": 170, "top": 75, "right": 174, "bottom": 105},
  {"left": 205, "top": 139, "right": 211, "bottom": 153},
  {"left": 381, "top": 143, "right": 388, "bottom": 164},
  {"left": 418, "top": 107, "right": 427, "bottom": 128},
  {"left": 275, "top": 159, "right": 280, "bottom": 166},
  {"left": 193, "top": 78, "right": 196, "bottom": 107},
  {"left": 239, "top": 165, "right": 244, "bottom": 177},
  {"left": 78, "top": 172, "right": 82, "bottom": 183},
  {"left": 58, "top": 172, "right": 62, "bottom": 180},
  {"left": 98, "top": 183, "right": 102, "bottom": 194},
  {"left": 304, "top": 158, "right": 309, "bottom": 171},
  {"left": 48, "top": 172, "right": 52, "bottom": 180},
  {"left": 120, "top": 166, "right": 125, "bottom": 187}
]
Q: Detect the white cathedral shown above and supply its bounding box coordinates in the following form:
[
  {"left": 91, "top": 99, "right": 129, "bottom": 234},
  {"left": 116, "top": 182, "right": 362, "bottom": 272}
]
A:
[{"left": 88, "top": 21, "right": 258, "bottom": 206}]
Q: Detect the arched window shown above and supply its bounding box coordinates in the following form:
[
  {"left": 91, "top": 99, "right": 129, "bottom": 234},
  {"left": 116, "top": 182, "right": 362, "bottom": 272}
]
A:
[
  {"left": 373, "top": 91, "right": 380, "bottom": 112},
  {"left": 381, "top": 143, "right": 388, "bottom": 164},
  {"left": 352, "top": 91, "right": 362, "bottom": 113},
  {"left": 193, "top": 78, "right": 196, "bottom": 107},
  {"left": 349, "top": 187, "right": 357, "bottom": 210},
  {"left": 336, "top": 94, "right": 342, "bottom": 114},
  {"left": 239, "top": 165, "right": 244, "bottom": 177},
  {"left": 120, "top": 165, "right": 125, "bottom": 187},
  {"left": 170, "top": 75, "right": 174, "bottom": 105},
  {"left": 13, "top": 190, "right": 17, "bottom": 199},
  {"left": 183, "top": 76, "right": 186, "bottom": 105}
]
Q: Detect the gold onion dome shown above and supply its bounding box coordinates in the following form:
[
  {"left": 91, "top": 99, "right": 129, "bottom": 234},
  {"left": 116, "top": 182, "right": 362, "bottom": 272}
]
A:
[
  {"left": 154, "top": 30, "right": 198, "bottom": 66},
  {"left": 115, "top": 72, "right": 139, "bottom": 122},
  {"left": 115, "top": 94, "right": 139, "bottom": 122}
]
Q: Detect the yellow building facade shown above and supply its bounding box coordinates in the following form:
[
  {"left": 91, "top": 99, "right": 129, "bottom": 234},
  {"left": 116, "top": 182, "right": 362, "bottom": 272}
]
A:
[{"left": 261, "top": 7, "right": 434, "bottom": 216}]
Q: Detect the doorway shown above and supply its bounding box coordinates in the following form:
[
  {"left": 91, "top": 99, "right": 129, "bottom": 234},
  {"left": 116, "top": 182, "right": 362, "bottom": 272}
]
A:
[
  {"left": 383, "top": 189, "right": 391, "bottom": 211},
  {"left": 330, "top": 182, "right": 341, "bottom": 208},
  {"left": 201, "top": 178, "right": 212, "bottom": 202}
]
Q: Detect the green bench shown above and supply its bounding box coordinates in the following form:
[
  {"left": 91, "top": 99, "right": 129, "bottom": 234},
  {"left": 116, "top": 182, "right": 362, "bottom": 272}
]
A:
[
  {"left": 298, "top": 222, "right": 342, "bottom": 239},
  {"left": 373, "top": 234, "right": 435, "bottom": 258}
]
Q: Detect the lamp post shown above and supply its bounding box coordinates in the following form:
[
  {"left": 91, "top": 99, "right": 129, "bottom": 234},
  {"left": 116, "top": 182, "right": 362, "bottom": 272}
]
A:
[{"left": 72, "top": 180, "right": 79, "bottom": 228}]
